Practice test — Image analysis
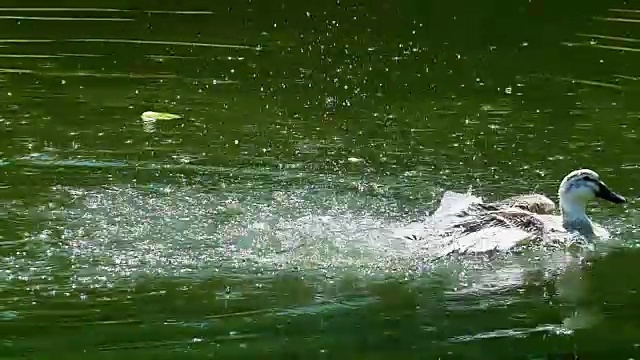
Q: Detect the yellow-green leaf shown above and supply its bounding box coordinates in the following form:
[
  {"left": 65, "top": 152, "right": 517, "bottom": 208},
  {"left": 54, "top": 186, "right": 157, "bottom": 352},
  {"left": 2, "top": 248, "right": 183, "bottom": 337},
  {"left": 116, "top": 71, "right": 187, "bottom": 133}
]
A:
[{"left": 141, "top": 111, "right": 183, "bottom": 121}]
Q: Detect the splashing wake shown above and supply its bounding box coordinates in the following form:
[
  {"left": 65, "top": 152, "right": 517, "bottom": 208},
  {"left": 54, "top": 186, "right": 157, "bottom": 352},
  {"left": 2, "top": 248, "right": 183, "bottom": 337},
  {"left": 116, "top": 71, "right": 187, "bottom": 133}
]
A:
[{"left": 6, "top": 182, "right": 609, "bottom": 292}]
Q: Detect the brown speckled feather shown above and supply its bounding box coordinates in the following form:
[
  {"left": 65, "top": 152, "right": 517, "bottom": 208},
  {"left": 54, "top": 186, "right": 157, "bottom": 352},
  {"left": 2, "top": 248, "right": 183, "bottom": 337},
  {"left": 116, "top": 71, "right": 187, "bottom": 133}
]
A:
[
  {"left": 465, "top": 194, "right": 556, "bottom": 215},
  {"left": 451, "top": 209, "right": 546, "bottom": 239}
]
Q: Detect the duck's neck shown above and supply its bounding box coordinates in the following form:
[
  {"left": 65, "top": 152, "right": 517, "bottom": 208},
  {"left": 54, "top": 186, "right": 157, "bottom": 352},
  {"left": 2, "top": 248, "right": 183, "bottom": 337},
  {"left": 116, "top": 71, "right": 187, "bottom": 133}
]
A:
[{"left": 559, "top": 196, "right": 595, "bottom": 237}]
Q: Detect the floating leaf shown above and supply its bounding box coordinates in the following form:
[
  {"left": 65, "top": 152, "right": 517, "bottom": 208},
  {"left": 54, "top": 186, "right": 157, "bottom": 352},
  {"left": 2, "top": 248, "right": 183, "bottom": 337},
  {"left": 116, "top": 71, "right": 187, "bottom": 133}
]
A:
[{"left": 140, "top": 111, "right": 183, "bottom": 121}]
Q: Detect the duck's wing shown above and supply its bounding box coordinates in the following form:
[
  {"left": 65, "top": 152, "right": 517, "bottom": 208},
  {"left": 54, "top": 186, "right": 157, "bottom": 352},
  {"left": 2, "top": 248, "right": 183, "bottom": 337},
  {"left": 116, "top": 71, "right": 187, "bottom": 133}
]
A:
[
  {"left": 401, "top": 192, "right": 554, "bottom": 244},
  {"left": 452, "top": 208, "right": 546, "bottom": 239},
  {"left": 434, "top": 209, "right": 545, "bottom": 255}
]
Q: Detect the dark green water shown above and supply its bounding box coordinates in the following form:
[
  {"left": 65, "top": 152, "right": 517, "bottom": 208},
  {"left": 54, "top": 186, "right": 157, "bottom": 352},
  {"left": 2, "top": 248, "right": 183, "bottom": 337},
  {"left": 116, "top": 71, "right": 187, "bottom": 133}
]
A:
[{"left": 1, "top": 1, "right": 640, "bottom": 358}]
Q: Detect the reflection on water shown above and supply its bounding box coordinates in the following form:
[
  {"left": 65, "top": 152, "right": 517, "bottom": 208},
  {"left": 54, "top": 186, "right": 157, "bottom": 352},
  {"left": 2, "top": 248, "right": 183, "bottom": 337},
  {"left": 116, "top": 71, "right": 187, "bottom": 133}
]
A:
[{"left": 1, "top": 0, "right": 640, "bottom": 358}]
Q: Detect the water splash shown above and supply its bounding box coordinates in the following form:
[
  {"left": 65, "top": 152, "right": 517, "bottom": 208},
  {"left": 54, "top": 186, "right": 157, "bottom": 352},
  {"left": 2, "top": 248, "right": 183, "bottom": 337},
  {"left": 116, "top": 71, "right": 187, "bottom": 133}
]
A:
[
  {"left": 4, "top": 182, "right": 620, "bottom": 294},
  {"left": 38, "top": 184, "right": 415, "bottom": 282}
]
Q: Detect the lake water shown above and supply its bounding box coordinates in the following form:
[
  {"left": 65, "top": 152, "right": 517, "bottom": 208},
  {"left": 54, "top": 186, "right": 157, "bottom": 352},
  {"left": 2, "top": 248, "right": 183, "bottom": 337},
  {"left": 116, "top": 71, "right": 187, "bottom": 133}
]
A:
[{"left": 1, "top": 1, "right": 640, "bottom": 358}]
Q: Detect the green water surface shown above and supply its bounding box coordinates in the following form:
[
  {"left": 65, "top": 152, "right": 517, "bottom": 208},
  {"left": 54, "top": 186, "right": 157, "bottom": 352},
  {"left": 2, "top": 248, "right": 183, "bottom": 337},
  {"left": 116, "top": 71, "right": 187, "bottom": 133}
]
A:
[{"left": 1, "top": 0, "right": 640, "bottom": 359}]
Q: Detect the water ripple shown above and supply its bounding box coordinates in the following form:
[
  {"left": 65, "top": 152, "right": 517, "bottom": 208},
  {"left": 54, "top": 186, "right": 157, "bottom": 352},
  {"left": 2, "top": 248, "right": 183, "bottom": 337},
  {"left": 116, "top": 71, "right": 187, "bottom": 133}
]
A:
[
  {"left": 68, "top": 38, "right": 259, "bottom": 50},
  {"left": 0, "top": 16, "right": 133, "bottom": 21}
]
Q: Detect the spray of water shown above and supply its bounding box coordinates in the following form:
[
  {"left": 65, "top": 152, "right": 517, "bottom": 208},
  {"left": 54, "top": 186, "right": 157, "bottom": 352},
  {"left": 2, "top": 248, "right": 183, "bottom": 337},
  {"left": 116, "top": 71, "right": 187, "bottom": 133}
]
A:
[{"left": 5, "top": 181, "right": 626, "bottom": 295}]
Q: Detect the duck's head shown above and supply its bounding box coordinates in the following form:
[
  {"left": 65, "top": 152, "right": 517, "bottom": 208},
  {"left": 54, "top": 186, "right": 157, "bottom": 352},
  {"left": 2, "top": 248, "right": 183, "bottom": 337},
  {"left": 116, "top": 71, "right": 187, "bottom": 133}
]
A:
[{"left": 558, "top": 169, "right": 626, "bottom": 217}]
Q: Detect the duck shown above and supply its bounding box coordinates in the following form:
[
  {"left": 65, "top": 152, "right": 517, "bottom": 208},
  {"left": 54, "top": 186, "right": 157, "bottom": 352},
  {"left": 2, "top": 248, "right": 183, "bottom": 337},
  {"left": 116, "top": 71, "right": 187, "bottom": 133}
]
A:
[{"left": 408, "top": 169, "right": 627, "bottom": 253}]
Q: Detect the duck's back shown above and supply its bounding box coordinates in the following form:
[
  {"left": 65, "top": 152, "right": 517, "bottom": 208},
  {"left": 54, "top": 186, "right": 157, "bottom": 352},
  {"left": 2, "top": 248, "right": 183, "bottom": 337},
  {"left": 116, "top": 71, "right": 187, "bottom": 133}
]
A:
[{"left": 486, "top": 194, "right": 556, "bottom": 214}]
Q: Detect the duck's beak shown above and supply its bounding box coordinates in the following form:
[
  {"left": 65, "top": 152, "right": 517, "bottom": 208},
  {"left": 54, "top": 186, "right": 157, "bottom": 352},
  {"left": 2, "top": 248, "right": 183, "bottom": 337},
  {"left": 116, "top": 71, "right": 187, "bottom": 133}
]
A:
[{"left": 596, "top": 181, "right": 626, "bottom": 204}]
